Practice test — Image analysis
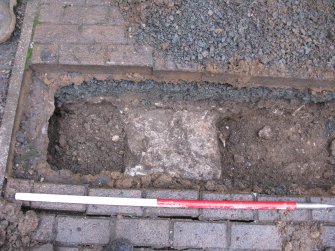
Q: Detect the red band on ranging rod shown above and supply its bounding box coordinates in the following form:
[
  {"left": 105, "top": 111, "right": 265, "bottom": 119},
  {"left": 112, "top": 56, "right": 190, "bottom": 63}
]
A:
[{"left": 157, "top": 198, "right": 297, "bottom": 210}]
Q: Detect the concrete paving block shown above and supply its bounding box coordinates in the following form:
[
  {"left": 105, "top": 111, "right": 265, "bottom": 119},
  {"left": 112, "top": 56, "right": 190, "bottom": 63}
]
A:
[
  {"left": 31, "top": 44, "right": 58, "bottom": 65},
  {"left": 82, "top": 6, "right": 109, "bottom": 24},
  {"left": 81, "top": 25, "right": 126, "bottom": 44},
  {"left": 59, "top": 44, "right": 105, "bottom": 65},
  {"left": 231, "top": 224, "right": 282, "bottom": 250},
  {"left": 108, "top": 7, "right": 126, "bottom": 25},
  {"left": 106, "top": 45, "right": 153, "bottom": 67},
  {"left": 41, "top": 0, "right": 85, "bottom": 4},
  {"left": 56, "top": 216, "right": 111, "bottom": 245},
  {"left": 62, "top": 5, "right": 83, "bottom": 24},
  {"left": 55, "top": 247, "right": 80, "bottom": 251},
  {"left": 34, "top": 24, "right": 80, "bottom": 43},
  {"left": 322, "top": 226, "right": 335, "bottom": 248},
  {"left": 32, "top": 243, "right": 54, "bottom": 251},
  {"left": 82, "top": 247, "right": 104, "bottom": 251},
  {"left": 114, "top": 219, "right": 170, "bottom": 247},
  {"left": 39, "top": 3, "right": 63, "bottom": 24},
  {"left": 173, "top": 221, "right": 227, "bottom": 249},
  {"left": 311, "top": 197, "right": 335, "bottom": 223},
  {"left": 86, "top": 0, "right": 114, "bottom": 6}
]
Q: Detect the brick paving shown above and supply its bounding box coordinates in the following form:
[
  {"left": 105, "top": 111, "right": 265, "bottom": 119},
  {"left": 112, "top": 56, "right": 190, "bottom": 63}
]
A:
[
  {"left": 4, "top": 179, "right": 335, "bottom": 250},
  {"left": 56, "top": 216, "right": 111, "bottom": 245},
  {"left": 28, "top": 0, "right": 335, "bottom": 89}
]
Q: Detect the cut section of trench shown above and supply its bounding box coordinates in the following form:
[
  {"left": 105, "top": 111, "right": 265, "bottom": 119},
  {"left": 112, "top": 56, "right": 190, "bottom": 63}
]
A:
[
  {"left": 47, "top": 99, "right": 222, "bottom": 181},
  {"left": 15, "top": 79, "right": 335, "bottom": 195}
]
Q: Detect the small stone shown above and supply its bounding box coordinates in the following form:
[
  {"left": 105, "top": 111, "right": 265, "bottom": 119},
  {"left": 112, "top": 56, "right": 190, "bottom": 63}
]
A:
[
  {"left": 310, "top": 230, "right": 320, "bottom": 239},
  {"left": 258, "top": 126, "right": 273, "bottom": 139},
  {"left": 160, "top": 42, "right": 170, "bottom": 50},
  {"left": 330, "top": 139, "right": 335, "bottom": 156},
  {"left": 208, "top": 10, "right": 213, "bottom": 16},
  {"left": 153, "top": 174, "right": 172, "bottom": 187},
  {"left": 323, "top": 170, "right": 333, "bottom": 179},
  {"left": 283, "top": 242, "right": 293, "bottom": 251},
  {"left": 140, "top": 175, "right": 152, "bottom": 187},
  {"left": 330, "top": 185, "right": 335, "bottom": 195},
  {"left": 110, "top": 171, "right": 123, "bottom": 179},
  {"left": 233, "top": 154, "right": 245, "bottom": 164},
  {"left": 115, "top": 177, "right": 133, "bottom": 189},
  {"left": 112, "top": 135, "right": 120, "bottom": 142},
  {"left": 327, "top": 30, "right": 335, "bottom": 41},
  {"left": 205, "top": 180, "right": 216, "bottom": 190},
  {"left": 154, "top": 0, "right": 164, "bottom": 5},
  {"left": 164, "top": 0, "right": 174, "bottom": 7},
  {"left": 202, "top": 50, "right": 209, "bottom": 58},
  {"left": 209, "top": 45, "right": 215, "bottom": 56}
]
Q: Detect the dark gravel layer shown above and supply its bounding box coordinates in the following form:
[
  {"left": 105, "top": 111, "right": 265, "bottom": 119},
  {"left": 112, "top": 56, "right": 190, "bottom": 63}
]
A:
[
  {"left": 55, "top": 79, "right": 335, "bottom": 107},
  {"left": 119, "top": 0, "right": 335, "bottom": 79},
  {"left": 0, "top": 0, "right": 27, "bottom": 126}
]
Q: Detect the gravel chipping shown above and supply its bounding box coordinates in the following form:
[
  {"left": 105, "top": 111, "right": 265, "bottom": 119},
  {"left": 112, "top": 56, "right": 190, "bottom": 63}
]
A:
[{"left": 118, "top": 0, "right": 335, "bottom": 79}]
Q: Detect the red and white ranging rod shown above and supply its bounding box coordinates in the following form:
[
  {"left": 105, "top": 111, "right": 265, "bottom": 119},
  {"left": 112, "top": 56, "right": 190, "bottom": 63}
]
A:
[{"left": 15, "top": 193, "right": 334, "bottom": 210}]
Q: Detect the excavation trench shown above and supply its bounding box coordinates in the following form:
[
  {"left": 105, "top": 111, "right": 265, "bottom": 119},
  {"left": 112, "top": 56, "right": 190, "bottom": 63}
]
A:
[{"left": 13, "top": 78, "right": 335, "bottom": 195}]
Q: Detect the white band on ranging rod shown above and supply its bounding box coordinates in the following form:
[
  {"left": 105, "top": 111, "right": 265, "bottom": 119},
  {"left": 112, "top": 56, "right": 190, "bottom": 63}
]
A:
[{"left": 15, "top": 193, "right": 158, "bottom": 207}]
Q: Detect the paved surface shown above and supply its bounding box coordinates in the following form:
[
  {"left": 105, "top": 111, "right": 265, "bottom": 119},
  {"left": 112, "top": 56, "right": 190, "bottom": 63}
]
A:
[
  {"left": 4, "top": 178, "right": 335, "bottom": 250},
  {"left": 0, "top": 0, "right": 334, "bottom": 250},
  {"left": 30, "top": 0, "right": 335, "bottom": 90}
]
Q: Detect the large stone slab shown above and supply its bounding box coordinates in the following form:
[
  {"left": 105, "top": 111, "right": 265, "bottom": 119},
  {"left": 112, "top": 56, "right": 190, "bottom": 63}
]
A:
[{"left": 125, "top": 109, "right": 221, "bottom": 180}]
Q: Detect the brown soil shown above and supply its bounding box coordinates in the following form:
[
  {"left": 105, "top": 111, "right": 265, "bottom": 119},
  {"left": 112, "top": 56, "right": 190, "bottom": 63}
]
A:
[
  {"left": 279, "top": 221, "right": 323, "bottom": 251},
  {"left": 48, "top": 101, "right": 126, "bottom": 175},
  {"left": 0, "top": 199, "right": 39, "bottom": 250},
  {"left": 218, "top": 102, "right": 335, "bottom": 194}
]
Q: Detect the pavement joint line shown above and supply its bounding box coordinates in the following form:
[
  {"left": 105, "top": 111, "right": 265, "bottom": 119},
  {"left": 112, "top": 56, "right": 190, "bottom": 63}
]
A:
[
  {"left": 168, "top": 219, "right": 174, "bottom": 246},
  {"left": 226, "top": 221, "right": 232, "bottom": 248},
  {"left": 254, "top": 193, "right": 260, "bottom": 221},
  {"left": 306, "top": 196, "right": 313, "bottom": 220}
]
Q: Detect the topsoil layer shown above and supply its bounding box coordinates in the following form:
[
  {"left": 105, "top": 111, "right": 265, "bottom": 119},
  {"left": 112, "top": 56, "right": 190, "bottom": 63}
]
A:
[{"left": 14, "top": 79, "right": 335, "bottom": 195}]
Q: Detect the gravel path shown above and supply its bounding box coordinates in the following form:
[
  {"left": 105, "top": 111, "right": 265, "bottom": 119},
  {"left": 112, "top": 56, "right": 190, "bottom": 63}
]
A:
[
  {"left": 0, "top": 0, "right": 27, "bottom": 127},
  {"left": 119, "top": 0, "right": 335, "bottom": 79}
]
